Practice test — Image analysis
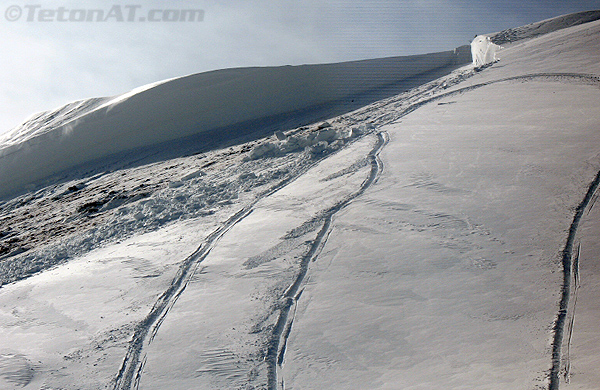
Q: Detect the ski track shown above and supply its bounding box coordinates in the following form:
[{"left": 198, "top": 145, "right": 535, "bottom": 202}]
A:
[
  {"left": 266, "top": 131, "right": 389, "bottom": 390},
  {"left": 374, "top": 71, "right": 600, "bottom": 390},
  {"left": 549, "top": 170, "right": 600, "bottom": 390},
  {"left": 110, "top": 70, "right": 600, "bottom": 390},
  {"left": 563, "top": 243, "right": 580, "bottom": 384},
  {"left": 112, "top": 205, "right": 255, "bottom": 390},
  {"left": 112, "top": 157, "right": 348, "bottom": 390},
  {"left": 264, "top": 71, "right": 600, "bottom": 390},
  {"left": 389, "top": 72, "right": 600, "bottom": 123}
]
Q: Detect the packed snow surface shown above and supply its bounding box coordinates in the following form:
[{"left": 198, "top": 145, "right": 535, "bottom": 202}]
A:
[{"left": 0, "top": 10, "right": 600, "bottom": 390}]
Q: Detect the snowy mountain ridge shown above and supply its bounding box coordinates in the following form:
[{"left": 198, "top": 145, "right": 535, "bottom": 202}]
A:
[
  {"left": 2, "top": 10, "right": 598, "bottom": 202},
  {"left": 0, "top": 48, "right": 470, "bottom": 200}
]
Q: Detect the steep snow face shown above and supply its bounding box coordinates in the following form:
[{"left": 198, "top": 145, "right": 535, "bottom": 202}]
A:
[
  {"left": 471, "top": 35, "right": 502, "bottom": 67},
  {"left": 0, "top": 48, "right": 470, "bottom": 200}
]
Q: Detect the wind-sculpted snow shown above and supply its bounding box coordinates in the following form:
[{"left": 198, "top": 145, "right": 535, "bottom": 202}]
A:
[
  {"left": 0, "top": 98, "right": 109, "bottom": 147},
  {"left": 0, "top": 48, "right": 470, "bottom": 200}
]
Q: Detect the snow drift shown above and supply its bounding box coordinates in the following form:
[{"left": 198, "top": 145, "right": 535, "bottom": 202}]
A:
[{"left": 0, "top": 48, "right": 470, "bottom": 200}]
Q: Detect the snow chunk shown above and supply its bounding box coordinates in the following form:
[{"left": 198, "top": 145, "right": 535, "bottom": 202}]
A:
[
  {"left": 470, "top": 35, "right": 502, "bottom": 67},
  {"left": 247, "top": 125, "right": 359, "bottom": 161},
  {"left": 316, "top": 128, "right": 339, "bottom": 143},
  {"left": 181, "top": 169, "right": 205, "bottom": 181},
  {"left": 248, "top": 142, "right": 280, "bottom": 160}
]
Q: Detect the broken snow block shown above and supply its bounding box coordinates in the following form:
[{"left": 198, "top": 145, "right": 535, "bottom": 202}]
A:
[
  {"left": 310, "top": 141, "right": 329, "bottom": 155},
  {"left": 316, "top": 128, "right": 339, "bottom": 143},
  {"left": 249, "top": 142, "right": 279, "bottom": 160},
  {"left": 339, "top": 128, "right": 353, "bottom": 139},
  {"left": 275, "top": 131, "right": 287, "bottom": 141},
  {"left": 168, "top": 181, "right": 184, "bottom": 188}
]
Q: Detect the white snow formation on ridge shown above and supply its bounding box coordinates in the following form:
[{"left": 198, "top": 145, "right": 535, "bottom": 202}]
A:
[
  {"left": 0, "top": 9, "right": 599, "bottom": 390},
  {"left": 471, "top": 35, "right": 502, "bottom": 67},
  {"left": 0, "top": 48, "right": 471, "bottom": 200}
]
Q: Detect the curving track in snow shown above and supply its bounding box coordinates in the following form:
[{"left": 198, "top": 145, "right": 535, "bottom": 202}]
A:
[
  {"left": 370, "top": 71, "right": 600, "bottom": 390},
  {"left": 265, "top": 131, "right": 389, "bottom": 390},
  {"left": 422, "top": 72, "right": 600, "bottom": 390},
  {"left": 111, "top": 70, "right": 599, "bottom": 390},
  {"left": 549, "top": 170, "right": 600, "bottom": 390},
  {"left": 393, "top": 72, "right": 600, "bottom": 119},
  {"left": 111, "top": 130, "right": 389, "bottom": 390},
  {"left": 371, "top": 71, "right": 600, "bottom": 390},
  {"left": 269, "top": 71, "right": 600, "bottom": 390},
  {"left": 111, "top": 170, "right": 325, "bottom": 389},
  {"left": 112, "top": 206, "right": 255, "bottom": 390}
]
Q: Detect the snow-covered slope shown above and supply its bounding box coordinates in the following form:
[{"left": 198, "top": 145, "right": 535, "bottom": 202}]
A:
[
  {"left": 489, "top": 9, "right": 600, "bottom": 44},
  {"left": 0, "top": 48, "right": 470, "bottom": 200},
  {"left": 0, "top": 11, "right": 599, "bottom": 390}
]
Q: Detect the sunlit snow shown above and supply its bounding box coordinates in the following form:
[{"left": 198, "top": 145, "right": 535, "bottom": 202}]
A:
[{"left": 0, "top": 10, "right": 599, "bottom": 390}]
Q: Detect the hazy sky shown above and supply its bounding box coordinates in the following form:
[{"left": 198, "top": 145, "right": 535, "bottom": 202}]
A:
[{"left": 1, "top": 0, "right": 599, "bottom": 134}]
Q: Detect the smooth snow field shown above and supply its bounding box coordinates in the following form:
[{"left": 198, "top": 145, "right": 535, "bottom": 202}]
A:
[{"left": 1, "top": 11, "right": 599, "bottom": 390}]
